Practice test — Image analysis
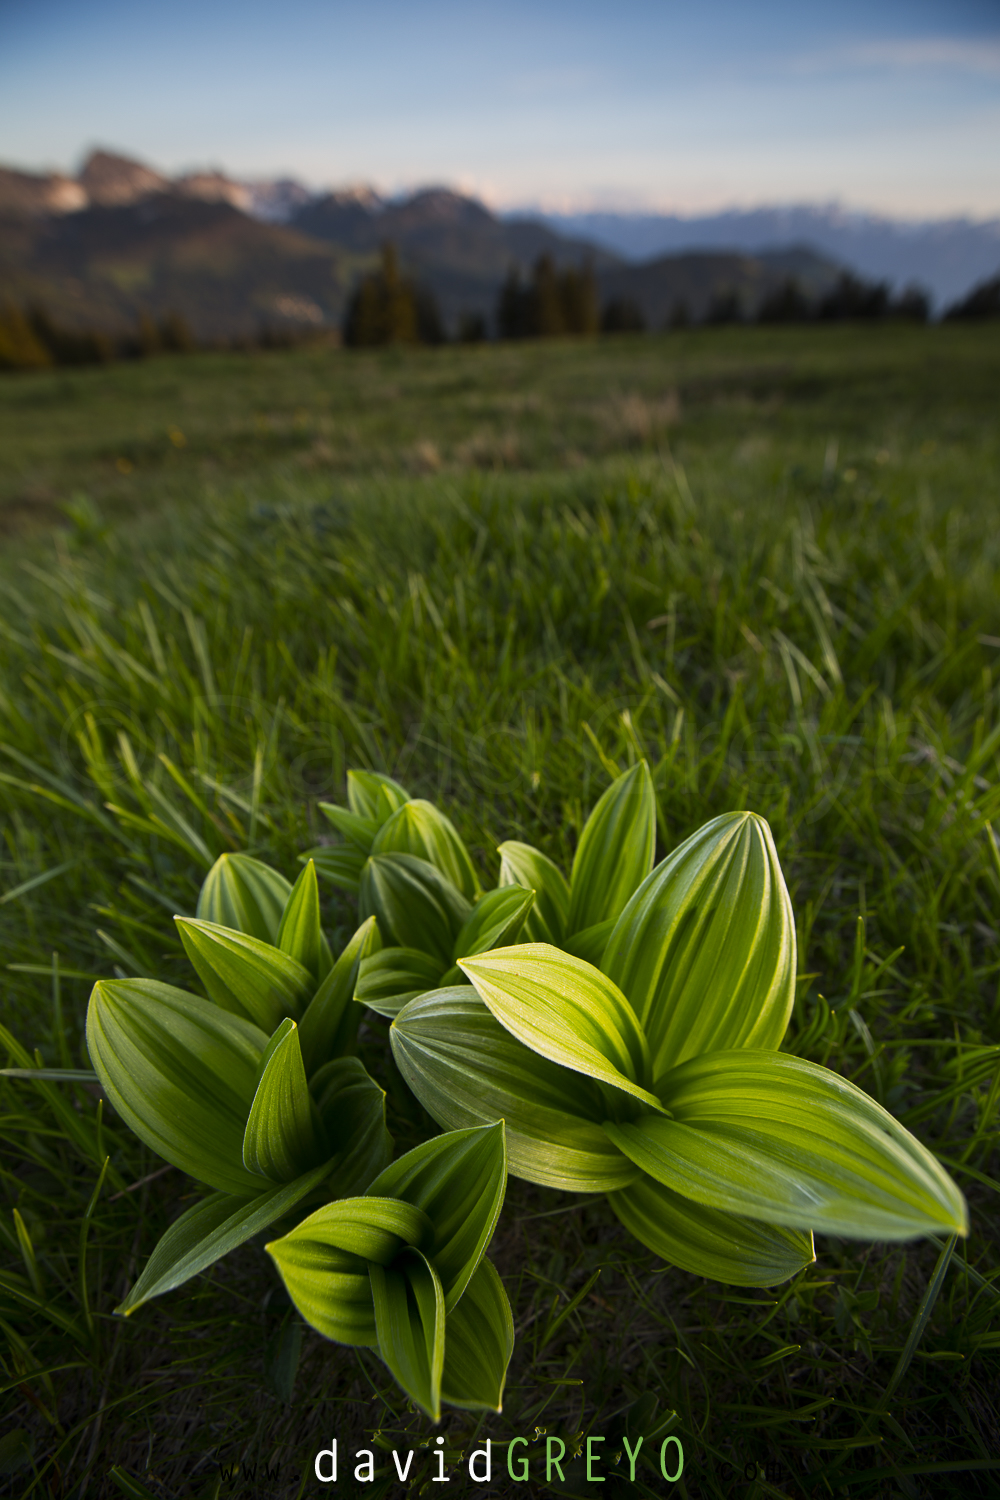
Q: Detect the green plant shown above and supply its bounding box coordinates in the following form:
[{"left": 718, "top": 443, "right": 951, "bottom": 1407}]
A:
[
  {"left": 306, "top": 768, "right": 474, "bottom": 898},
  {"left": 305, "top": 770, "right": 529, "bottom": 1010},
  {"left": 495, "top": 759, "right": 656, "bottom": 963},
  {"left": 390, "top": 810, "right": 968, "bottom": 1284},
  {"left": 303, "top": 768, "right": 966, "bottom": 1285},
  {"left": 355, "top": 883, "right": 536, "bottom": 1017},
  {"left": 85, "top": 854, "right": 389, "bottom": 1313},
  {"left": 267, "top": 1122, "right": 513, "bottom": 1421},
  {"left": 26, "top": 844, "right": 516, "bottom": 1424},
  {"left": 312, "top": 762, "right": 656, "bottom": 997}
]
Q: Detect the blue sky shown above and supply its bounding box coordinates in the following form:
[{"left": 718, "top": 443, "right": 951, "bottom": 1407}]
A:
[{"left": 1, "top": 0, "right": 998, "bottom": 216}]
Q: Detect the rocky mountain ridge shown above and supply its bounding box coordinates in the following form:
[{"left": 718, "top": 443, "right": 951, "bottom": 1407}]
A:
[
  {"left": 4, "top": 149, "right": 996, "bottom": 313},
  {"left": 0, "top": 148, "right": 854, "bottom": 340},
  {"left": 0, "top": 150, "right": 322, "bottom": 223}
]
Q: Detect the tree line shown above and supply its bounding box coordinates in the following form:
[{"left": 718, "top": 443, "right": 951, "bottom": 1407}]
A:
[
  {"left": 0, "top": 304, "right": 313, "bottom": 372},
  {"left": 320, "top": 249, "right": 1000, "bottom": 347},
  {"left": 3, "top": 249, "right": 998, "bottom": 370}
]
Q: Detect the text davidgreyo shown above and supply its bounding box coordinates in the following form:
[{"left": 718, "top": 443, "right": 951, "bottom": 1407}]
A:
[{"left": 312, "top": 1433, "right": 685, "bottom": 1485}]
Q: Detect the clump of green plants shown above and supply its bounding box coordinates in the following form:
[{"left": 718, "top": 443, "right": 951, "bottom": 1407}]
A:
[{"left": 11, "top": 749, "right": 971, "bottom": 1430}]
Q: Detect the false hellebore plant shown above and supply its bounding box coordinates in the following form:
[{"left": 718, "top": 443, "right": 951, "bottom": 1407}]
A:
[
  {"left": 307, "top": 762, "right": 658, "bottom": 1015},
  {"left": 388, "top": 809, "right": 969, "bottom": 1286},
  {"left": 85, "top": 851, "right": 515, "bottom": 1416},
  {"left": 85, "top": 853, "right": 393, "bottom": 1314},
  {"left": 266, "top": 1122, "right": 513, "bottom": 1421}
]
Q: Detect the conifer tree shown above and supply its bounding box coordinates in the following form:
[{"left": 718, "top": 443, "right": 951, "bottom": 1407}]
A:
[
  {"left": 496, "top": 256, "right": 599, "bottom": 339},
  {"left": 343, "top": 243, "right": 445, "bottom": 346}
]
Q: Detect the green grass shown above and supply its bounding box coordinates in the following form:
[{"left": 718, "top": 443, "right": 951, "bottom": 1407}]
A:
[
  {"left": 3, "top": 322, "right": 998, "bottom": 539},
  {"left": 1, "top": 325, "right": 999, "bottom": 1498}
]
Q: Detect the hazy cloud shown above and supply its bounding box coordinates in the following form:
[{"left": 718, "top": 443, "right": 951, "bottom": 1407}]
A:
[{"left": 798, "top": 36, "right": 1000, "bottom": 77}]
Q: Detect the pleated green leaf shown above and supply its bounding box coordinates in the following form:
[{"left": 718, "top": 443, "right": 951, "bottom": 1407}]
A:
[
  {"left": 298, "top": 915, "right": 380, "bottom": 1074},
  {"left": 175, "top": 917, "right": 314, "bottom": 1032},
  {"left": 367, "top": 1122, "right": 506, "bottom": 1311},
  {"left": 311, "top": 1056, "right": 393, "bottom": 1195},
  {"left": 567, "top": 760, "right": 656, "bottom": 934},
  {"left": 452, "top": 885, "right": 535, "bottom": 963},
  {"left": 304, "top": 844, "right": 367, "bottom": 896},
  {"left": 606, "top": 1050, "right": 968, "bottom": 1240},
  {"left": 372, "top": 800, "right": 480, "bottom": 900},
  {"left": 346, "top": 769, "right": 411, "bottom": 824},
  {"left": 370, "top": 1247, "right": 446, "bottom": 1422},
  {"left": 602, "top": 811, "right": 796, "bottom": 1081},
  {"left": 359, "top": 853, "right": 471, "bottom": 965},
  {"left": 355, "top": 946, "right": 445, "bottom": 1019},
  {"left": 196, "top": 853, "right": 292, "bottom": 943},
  {"left": 271, "top": 1195, "right": 429, "bottom": 1261},
  {"left": 242, "top": 1020, "right": 326, "bottom": 1183},
  {"left": 459, "top": 944, "right": 660, "bottom": 1111},
  {"left": 267, "top": 1196, "right": 430, "bottom": 1347},
  {"left": 497, "top": 841, "right": 570, "bottom": 944},
  {"left": 270, "top": 1242, "right": 376, "bottom": 1345},
  {"left": 318, "top": 803, "right": 378, "bottom": 852},
  {"left": 390, "top": 988, "right": 639, "bottom": 1192},
  {"left": 116, "top": 1160, "right": 334, "bottom": 1314},
  {"left": 86, "top": 979, "right": 267, "bottom": 1196},
  {"left": 276, "top": 859, "right": 332, "bottom": 982},
  {"left": 607, "top": 1174, "right": 816, "bottom": 1287},
  {"left": 440, "top": 1257, "right": 514, "bottom": 1412}
]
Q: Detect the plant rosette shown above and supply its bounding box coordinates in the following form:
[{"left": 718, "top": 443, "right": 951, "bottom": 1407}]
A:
[
  {"left": 354, "top": 882, "right": 540, "bottom": 1020},
  {"left": 303, "top": 762, "right": 657, "bottom": 976},
  {"left": 266, "top": 1121, "right": 513, "bottom": 1422},
  {"left": 305, "top": 763, "right": 657, "bottom": 1016},
  {"left": 389, "top": 810, "right": 968, "bottom": 1286},
  {"left": 303, "top": 768, "right": 478, "bottom": 914},
  {"left": 85, "top": 855, "right": 391, "bottom": 1314},
  {"left": 304, "top": 769, "right": 539, "bottom": 1015}
]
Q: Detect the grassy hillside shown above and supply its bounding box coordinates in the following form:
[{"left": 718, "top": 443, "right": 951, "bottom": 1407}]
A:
[
  {"left": 3, "top": 322, "right": 997, "bottom": 538},
  {"left": 1, "top": 324, "right": 999, "bottom": 1497}
]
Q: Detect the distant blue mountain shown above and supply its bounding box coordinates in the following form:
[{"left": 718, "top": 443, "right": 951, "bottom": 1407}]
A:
[{"left": 532, "top": 206, "right": 1000, "bottom": 312}]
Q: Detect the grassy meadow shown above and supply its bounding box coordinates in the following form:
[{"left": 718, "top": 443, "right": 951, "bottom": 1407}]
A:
[{"left": 1, "top": 323, "right": 1000, "bottom": 1498}]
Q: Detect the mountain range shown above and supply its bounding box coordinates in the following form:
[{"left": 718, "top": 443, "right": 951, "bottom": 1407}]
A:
[
  {"left": 542, "top": 207, "right": 1000, "bottom": 314},
  {"left": 1, "top": 149, "right": 995, "bottom": 340}
]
